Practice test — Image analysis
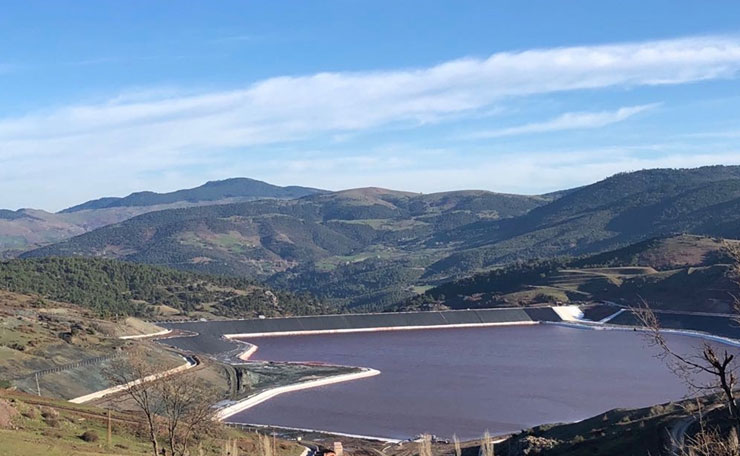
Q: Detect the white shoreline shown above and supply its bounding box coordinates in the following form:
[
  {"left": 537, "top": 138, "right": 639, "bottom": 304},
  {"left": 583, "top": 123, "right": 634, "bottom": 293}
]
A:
[
  {"left": 214, "top": 320, "right": 541, "bottom": 426},
  {"left": 217, "top": 308, "right": 740, "bottom": 441},
  {"left": 225, "top": 421, "right": 404, "bottom": 444},
  {"left": 119, "top": 328, "right": 172, "bottom": 340},
  {"left": 68, "top": 355, "right": 196, "bottom": 404},
  {"left": 222, "top": 320, "right": 538, "bottom": 339},
  {"left": 544, "top": 320, "right": 740, "bottom": 348},
  {"left": 214, "top": 367, "right": 381, "bottom": 421}
]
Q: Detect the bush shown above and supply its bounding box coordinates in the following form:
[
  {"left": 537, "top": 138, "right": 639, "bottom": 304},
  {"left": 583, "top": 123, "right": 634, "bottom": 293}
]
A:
[
  {"left": 44, "top": 416, "right": 59, "bottom": 428},
  {"left": 40, "top": 407, "right": 58, "bottom": 419},
  {"left": 41, "top": 407, "right": 59, "bottom": 428},
  {"left": 80, "top": 430, "right": 99, "bottom": 442},
  {"left": 20, "top": 405, "right": 38, "bottom": 419}
]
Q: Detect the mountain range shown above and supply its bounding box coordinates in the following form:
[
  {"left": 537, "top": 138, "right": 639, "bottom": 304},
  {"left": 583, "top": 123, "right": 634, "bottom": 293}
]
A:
[
  {"left": 0, "top": 178, "right": 324, "bottom": 256},
  {"left": 6, "top": 165, "right": 740, "bottom": 310}
]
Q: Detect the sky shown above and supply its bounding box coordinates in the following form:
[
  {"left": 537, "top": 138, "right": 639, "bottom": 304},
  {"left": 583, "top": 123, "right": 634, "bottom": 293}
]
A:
[{"left": 2, "top": 1, "right": 740, "bottom": 211}]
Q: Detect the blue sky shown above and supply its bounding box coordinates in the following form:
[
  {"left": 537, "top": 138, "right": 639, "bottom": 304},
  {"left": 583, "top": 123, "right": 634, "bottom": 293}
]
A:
[{"left": 2, "top": 1, "right": 740, "bottom": 210}]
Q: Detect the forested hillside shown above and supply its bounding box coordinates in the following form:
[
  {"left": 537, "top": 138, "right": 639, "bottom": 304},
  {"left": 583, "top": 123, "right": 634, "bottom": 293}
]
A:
[
  {"left": 24, "top": 188, "right": 548, "bottom": 309},
  {"left": 398, "top": 235, "right": 740, "bottom": 313},
  {"left": 0, "top": 257, "right": 326, "bottom": 318},
  {"left": 425, "top": 166, "right": 740, "bottom": 277},
  {"left": 20, "top": 166, "right": 740, "bottom": 310}
]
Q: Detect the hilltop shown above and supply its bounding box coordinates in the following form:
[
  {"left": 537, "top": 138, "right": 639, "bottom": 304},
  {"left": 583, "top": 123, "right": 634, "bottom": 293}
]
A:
[
  {"left": 0, "top": 178, "right": 326, "bottom": 255},
  {"left": 61, "top": 177, "right": 325, "bottom": 213}
]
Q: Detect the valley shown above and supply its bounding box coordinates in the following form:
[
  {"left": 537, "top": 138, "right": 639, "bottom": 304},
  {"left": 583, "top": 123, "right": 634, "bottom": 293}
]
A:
[{"left": 4, "top": 167, "right": 740, "bottom": 456}]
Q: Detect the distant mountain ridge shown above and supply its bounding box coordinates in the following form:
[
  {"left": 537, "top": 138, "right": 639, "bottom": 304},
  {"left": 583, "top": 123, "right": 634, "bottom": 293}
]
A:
[
  {"left": 60, "top": 177, "right": 326, "bottom": 212},
  {"left": 0, "top": 177, "right": 327, "bottom": 254}
]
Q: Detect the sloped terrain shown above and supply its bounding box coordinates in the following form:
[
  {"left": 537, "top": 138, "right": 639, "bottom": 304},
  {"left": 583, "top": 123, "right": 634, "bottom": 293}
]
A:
[
  {"left": 0, "top": 178, "right": 325, "bottom": 255},
  {"left": 20, "top": 166, "right": 740, "bottom": 310},
  {"left": 24, "top": 188, "right": 548, "bottom": 309},
  {"left": 399, "top": 235, "right": 740, "bottom": 313},
  {"left": 0, "top": 257, "right": 327, "bottom": 318},
  {"left": 425, "top": 166, "right": 740, "bottom": 278}
]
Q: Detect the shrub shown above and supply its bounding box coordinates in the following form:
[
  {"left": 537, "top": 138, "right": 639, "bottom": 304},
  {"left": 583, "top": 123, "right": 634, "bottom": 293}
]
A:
[
  {"left": 40, "top": 407, "right": 58, "bottom": 419},
  {"left": 41, "top": 407, "right": 59, "bottom": 427},
  {"left": 44, "top": 416, "right": 59, "bottom": 428},
  {"left": 20, "top": 405, "right": 38, "bottom": 419},
  {"left": 80, "top": 430, "right": 99, "bottom": 442}
]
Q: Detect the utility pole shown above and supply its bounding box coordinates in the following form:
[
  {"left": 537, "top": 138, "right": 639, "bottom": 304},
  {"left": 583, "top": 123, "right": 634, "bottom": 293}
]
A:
[
  {"left": 35, "top": 373, "right": 41, "bottom": 396},
  {"left": 107, "top": 409, "right": 112, "bottom": 448}
]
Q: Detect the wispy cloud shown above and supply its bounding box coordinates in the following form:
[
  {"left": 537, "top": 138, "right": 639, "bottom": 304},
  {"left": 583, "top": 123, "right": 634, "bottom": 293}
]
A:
[
  {"left": 210, "top": 34, "right": 260, "bottom": 44},
  {"left": 467, "top": 104, "right": 659, "bottom": 139},
  {"left": 0, "top": 63, "right": 21, "bottom": 74},
  {"left": 2, "top": 35, "right": 740, "bottom": 209}
]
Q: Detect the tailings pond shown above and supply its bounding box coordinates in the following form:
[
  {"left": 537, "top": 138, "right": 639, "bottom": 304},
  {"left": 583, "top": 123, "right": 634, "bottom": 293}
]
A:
[{"left": 230, "top": 324, "right": 717, "bottom": 440}]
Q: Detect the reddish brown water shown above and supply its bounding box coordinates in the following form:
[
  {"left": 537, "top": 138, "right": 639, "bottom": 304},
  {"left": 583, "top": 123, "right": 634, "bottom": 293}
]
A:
[{"left": 231, "top": 324, "right": 711, "bottom": 440}]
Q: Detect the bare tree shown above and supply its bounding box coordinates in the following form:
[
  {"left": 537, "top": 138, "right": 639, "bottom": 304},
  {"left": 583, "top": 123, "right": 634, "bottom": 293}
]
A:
[
  {"left": 635, "top": 302, "right": 740, "bottom": 428},
  {"left": 108, "top": 350, "right": 217, "bottom": 456},
  {"left": 107, "top": 349, "right": 164, "bottom": 456},
  {"left": 159, "top": 373, "right": 219, "bottom": 456},
  {"left": 633, "top": 240, "right": 740, "bottom": 449}
]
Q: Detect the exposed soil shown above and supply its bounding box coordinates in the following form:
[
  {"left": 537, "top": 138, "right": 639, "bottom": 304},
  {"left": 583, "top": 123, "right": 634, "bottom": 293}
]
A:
[{"left": 0, "top": 398, "right": 19, "bottom": 429}]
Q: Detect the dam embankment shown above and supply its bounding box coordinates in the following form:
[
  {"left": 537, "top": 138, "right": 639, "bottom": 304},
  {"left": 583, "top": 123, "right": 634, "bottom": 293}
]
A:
[
  {"left": 157, "top": 307, "right": 561, "bottom": 356},
  {"left": 156, "top": 306, "right": 740, "bottom": 358}
]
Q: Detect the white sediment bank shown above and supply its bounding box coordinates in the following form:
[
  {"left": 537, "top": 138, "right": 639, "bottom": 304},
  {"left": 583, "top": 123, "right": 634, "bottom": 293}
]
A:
[
  {"left": 221, "top": 319, "right": 538, "bottom": 339},
  {"left": 545, "top": 312, "right": 740, "bottom": 348},
  {"left": 214, "top": 367, "right": 381, "bottom": 421},
  {"left": 228, "top": 422, "right": 404, "bottom": 444},
  {"left": 119, "top": 328, "right": 172, "bottom": 340},
  {"left": 236, "top": 343, "right": 258, "bottom": 361},
  {"left": 68, "top": 355, "right": 196, "bottom": 404}
]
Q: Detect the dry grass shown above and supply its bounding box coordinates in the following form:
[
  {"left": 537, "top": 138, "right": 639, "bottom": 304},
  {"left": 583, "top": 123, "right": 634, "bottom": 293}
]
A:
[{"left": 683, "top": 427, "right": 740, "bottom": 456}]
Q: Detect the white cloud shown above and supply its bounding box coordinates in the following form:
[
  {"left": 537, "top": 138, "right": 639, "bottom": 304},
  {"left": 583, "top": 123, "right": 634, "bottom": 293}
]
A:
[
  {"left": 260, "top": 149, "right": 740, "bottom": 196},
  {"left": 2, "top": 35, "right": 740, "bottom": 154},
  {"left": 467, "top": 104, "right": 658, "bottom": 138},
  {"left": 2, "top": 35, "right": 740, "bottom": 209}
]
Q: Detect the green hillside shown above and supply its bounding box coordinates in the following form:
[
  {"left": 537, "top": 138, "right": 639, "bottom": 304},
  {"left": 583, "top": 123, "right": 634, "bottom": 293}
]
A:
[
  {"left": 424, "top": 166, "right": 740, "bottom": 278},
  {"left": 0, "top": 257, "right": 326, "bottom": 318},
  {"left": 399, "top": 235, "right": 740, "bottom": 313},
  {"left": 21, "top": 166, "right": 740, "bottom": 310},
  {"left": 24, "top": 188, "right": 548, "bottom": 309}
]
